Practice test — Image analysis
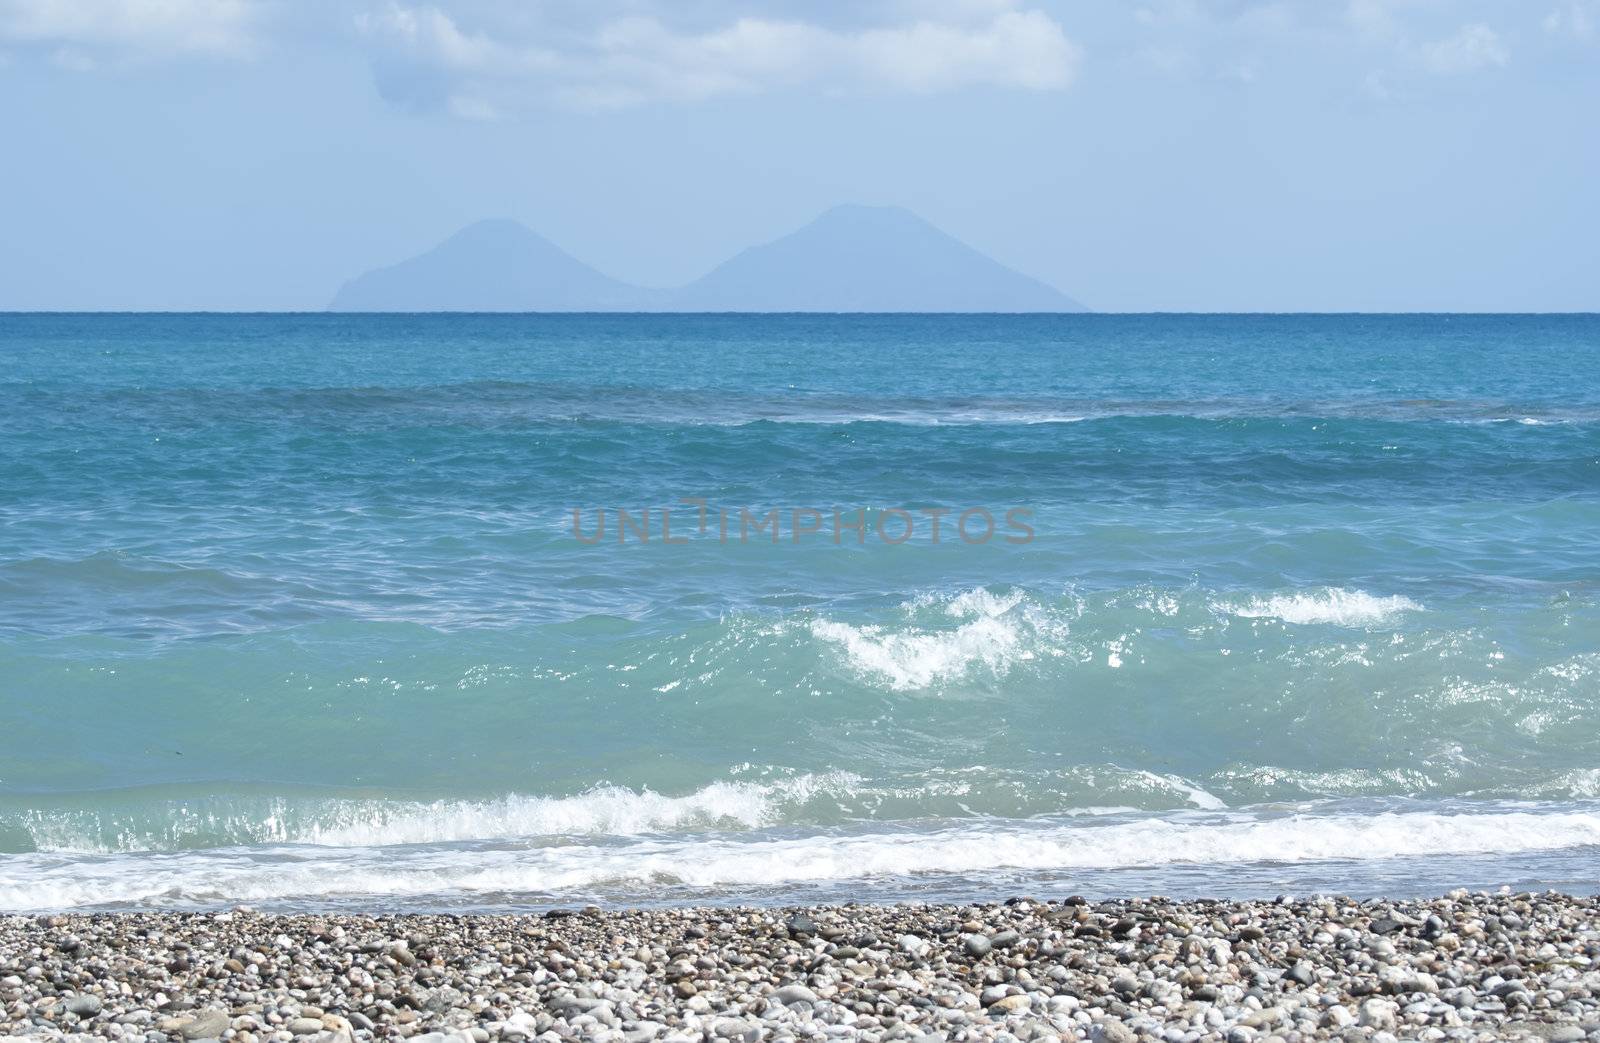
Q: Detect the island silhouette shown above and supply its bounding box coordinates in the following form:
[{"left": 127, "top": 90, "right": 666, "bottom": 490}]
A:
[{"left": 329, "top": 204, "right": 1085, "bottom": 312}]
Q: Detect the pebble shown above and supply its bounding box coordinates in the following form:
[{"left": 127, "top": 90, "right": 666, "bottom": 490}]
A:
[
  {"left": 771, "top": 985, "right": 819, "bottom": 1006},
  {"left": 63, "top": 996, "right": 102, "bottom": 1018},
  {"left": 176, "top": 1010, "right": 229, "bottom": 1040},
  {"left": 784, "top": 913, "right": 817, "bottom": 938},
  {"left": 3, "top": 893, "right": 1599, "bottom": 1041},
  {"left": 1093, "top": 1021, "right": 1137, "bottom": 1043}
]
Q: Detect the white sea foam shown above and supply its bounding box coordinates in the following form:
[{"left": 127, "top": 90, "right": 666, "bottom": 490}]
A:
[
  {"left": 810, "top": 617, "right": 1027, "bottom": 690},
  {"left": 9, "top": 773, "right": 865, "bottom": 854},
  {"left": 8, "top": 806, "right": 1600, "bottom": 911},
  {"left": 1216, "top": 765, "right": 1440, "bottom": 797},
  {"left": 1125, "top": 770, "right": 1229, "bottom": 810},
  {"left": 1529, "top": 769, "right": 1600, "bottom": 800},
  {"left": 810, "top": 588, "right": 1065, "bottom": 690},
  {"left": 0, "top": 763, "right": 1236, "bottom": 856},
  {"left": 932, "top": 587, "right": 1028, "bottom": 619},
  {"left": 1226, "top": 588, "right": 1423, "bottom": 627},
  {"left": 302, "top": 776, "right": 852, "bottom": 847},
  {"left": 745, "top": 411, "right": 1091, "bottom": 426}
]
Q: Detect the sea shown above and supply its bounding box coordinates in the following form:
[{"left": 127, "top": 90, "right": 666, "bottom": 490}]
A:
[{"left": 2, "top": 312, "right": 1598, "bottom": 913}]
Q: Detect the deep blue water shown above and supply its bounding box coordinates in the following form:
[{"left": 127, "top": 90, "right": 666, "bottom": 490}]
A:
[{"left": 2, "top": 313, "right": 1598, "bottom": 911}]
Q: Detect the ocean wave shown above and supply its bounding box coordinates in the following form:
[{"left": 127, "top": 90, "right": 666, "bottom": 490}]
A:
[
  {"left": 0, "top": 773, "right": 865, "bottom": 855},
  {"left": 2, "top": 764, "right": 1243, "bottom": 855},
  {"left": 301, "top": 775, "right": 857, "bottom": 847},
  {"left": 1223, "top": 588, "right": 1423, "bottom": 627},
  {"left": 7, "top": 804, "right": 1600, "bottom": 911},
  {"left": 808, "top": 588, "right": 1069, "bottom": 690},
  {"left": 19, "top": 382, "right": 1600, "bottom": 428},
  {"left": 804, "top": 584, "right": 1430, "bottom": 691},
  {"left": 808, "top": 617, "right": 1028, "bottom": 690}
]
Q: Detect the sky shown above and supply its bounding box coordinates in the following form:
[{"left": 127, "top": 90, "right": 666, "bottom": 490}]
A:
[{"left": 0, "top": 0, "right": 1596, "bottom": 312}]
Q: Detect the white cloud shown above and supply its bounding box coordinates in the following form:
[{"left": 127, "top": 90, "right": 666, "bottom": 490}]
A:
[
  {"left": 1420, "top": 22, "right": 1508, "bottom": 74},
  {"left": 0, "top": 0, "right": 261, "bottom": 63},
  {"left": 1345, "top": 0, "right": 1412, "bottom": 42},
  {"left": 355, "top": 1, "right": 1081, "bottom": 114},
  {"left": 1544, "top": 1, "right": 1598, "bottom": 42},
  {"left": 1124, "top": 1, "right": 1531, "bottom": 96}
]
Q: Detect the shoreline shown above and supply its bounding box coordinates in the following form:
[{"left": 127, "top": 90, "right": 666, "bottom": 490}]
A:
[{"left": 4, "top": 892, "right": 1599, "bottom": 1042}]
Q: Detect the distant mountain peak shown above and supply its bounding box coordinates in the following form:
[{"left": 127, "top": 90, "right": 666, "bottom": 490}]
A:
[
  {"left": 330, "top": 207, "right": 1085, "bottom": 313},
  {"left": 671, "top": 204, "right": 1085, "bottom": 313},
  {"left": 329, "top": 219, "right": 651, "bottom": 313},
  {"left": 814, "top": 202, "right": 919, "bottom": 221},
  {"left": 446, "top": 217, "right": 541, "bottom": 242},
  {"left": 463, "top": 216, "right": 526, "bottom": 230},
  {"left": 440, "top": 218, "right": 565, "bottom": 249}
]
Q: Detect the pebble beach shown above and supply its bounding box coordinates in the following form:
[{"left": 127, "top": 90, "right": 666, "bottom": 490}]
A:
[{"left": 6, "top": 892, "right": 1600, "bottom": 1043}]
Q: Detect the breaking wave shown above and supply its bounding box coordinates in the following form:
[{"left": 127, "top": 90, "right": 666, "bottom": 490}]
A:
[
  {"left": 7, "top": 803, "right": 1600, "bottom": 912},
  {"left": 1224, "top": 588, "right": 1424, "bottom": 626},
  {"left": 807, "top": 587, "right": 1069, "bottom": 690}
]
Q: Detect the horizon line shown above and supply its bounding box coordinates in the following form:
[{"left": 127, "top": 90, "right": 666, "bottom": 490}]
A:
[{"left": 4, "top": 310, "right": 1599, "bottom": 318}]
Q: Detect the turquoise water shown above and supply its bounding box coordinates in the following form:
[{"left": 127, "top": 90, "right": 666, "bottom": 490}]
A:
[{"left": 2, "top": 313, "right": 1599, "bottom": 910}]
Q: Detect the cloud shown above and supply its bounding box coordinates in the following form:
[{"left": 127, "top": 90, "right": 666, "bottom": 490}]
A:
[
  {"left": 1420, "top": 23, "right": 1508, "bottom": 74},
  {"left": 1361, "top": 69, "right": 1392, "bottom": 100},
  {"left": 0, "top": 0, "right": 261, "bottom": 63},
  {"left": 355, "top": 1, "right": 1081, "bottom": 115},
  {"left": 1345, "top": 0, "right": 1413, "bottom": 42},
  {"left": 1544, "top": 1, "right": 1598, "bottom": 42},
  {"left": 1124, "top": 1, "right": 1528, "bottom": 97}
]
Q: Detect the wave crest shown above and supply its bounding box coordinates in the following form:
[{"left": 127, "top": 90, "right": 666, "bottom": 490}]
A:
[
  {"left": 2, "top": 773, "right": 863, "bottom": 854},
  {"left": 8, "top": 804, "right": 1600, "bottom": 911},
  {"left": 1224, "top": 588, "right": 1423, "bottom": 626},
  {"left": 809, "top": 587, "right": 1067, "bottom": 690}
]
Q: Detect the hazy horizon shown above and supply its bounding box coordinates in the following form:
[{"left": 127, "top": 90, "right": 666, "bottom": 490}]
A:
[{"left": 2, "top": 0, "right": 1597, "bottom": 312}]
